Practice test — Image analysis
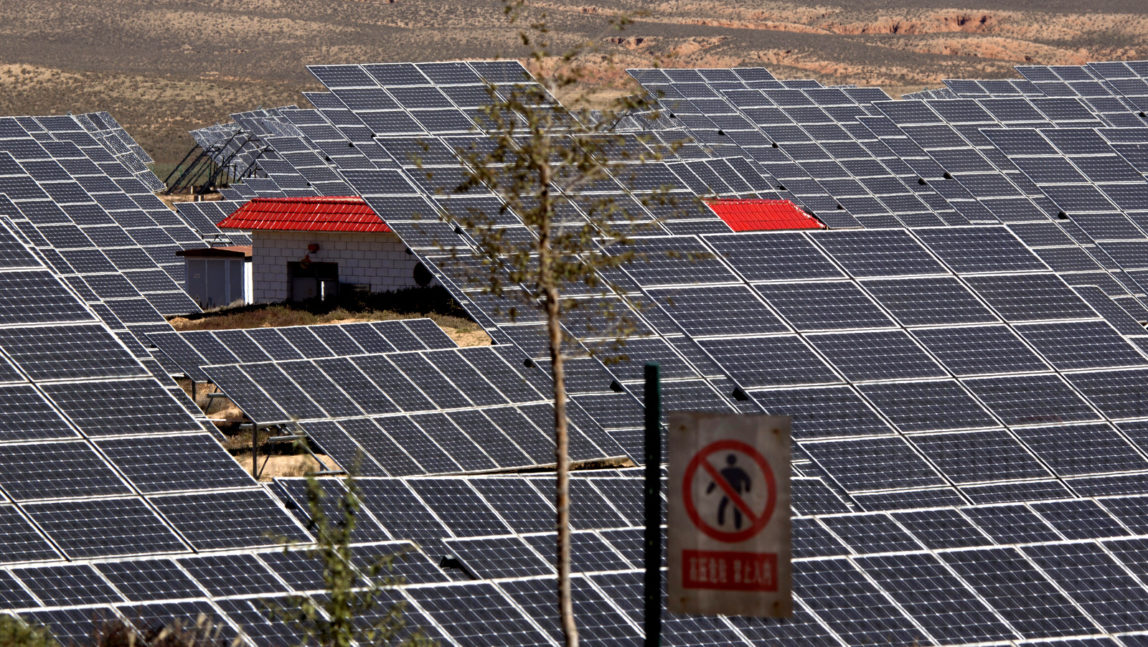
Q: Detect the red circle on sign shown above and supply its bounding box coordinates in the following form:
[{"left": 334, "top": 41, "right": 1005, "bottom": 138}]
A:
[{"left": 683, "top": 439, "right": 776, "bottom": 543}]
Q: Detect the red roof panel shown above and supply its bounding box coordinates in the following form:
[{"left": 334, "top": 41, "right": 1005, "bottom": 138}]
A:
[
  {"left": 216, "top": 197, "right": 392, "bottom": 233},
  {"left": 706, "top": 199, "right": 825, "bottom": 232}
]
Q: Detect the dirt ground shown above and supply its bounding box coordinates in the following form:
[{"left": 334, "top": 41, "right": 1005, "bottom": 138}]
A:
[{"left": 232, "top": 452, "right": 340, "bottom": 481}]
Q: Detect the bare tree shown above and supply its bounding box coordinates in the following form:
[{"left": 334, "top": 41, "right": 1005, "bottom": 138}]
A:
[{"left": 417, "top": 3, "right": 685, "bottom": 644}]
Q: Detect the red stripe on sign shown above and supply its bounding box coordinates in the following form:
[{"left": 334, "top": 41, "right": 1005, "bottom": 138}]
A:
[{"left": 682, "top": 550, "right": 778, "bottom": 591}]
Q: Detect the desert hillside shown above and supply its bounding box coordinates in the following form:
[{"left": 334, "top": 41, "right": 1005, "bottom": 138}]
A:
[{"left": 0, "top": 0, "right": 1144, "bottom": 165}]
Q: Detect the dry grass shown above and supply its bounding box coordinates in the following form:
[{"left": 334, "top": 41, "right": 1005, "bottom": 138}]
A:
[
  {"left": 167, "top": 285, "right": 487, "bottom": 344},
  {"left": 170, "top": 305, "right": 475, "bottom": 334},
  {"left": 170, "top": 304, "right": 488, "bottom": 346},
  {"left": 447, "top": 329, "right": 493, "bottom": 347},
  {"left": 232, "top": 452, "right": 340, "bottom": 481}
]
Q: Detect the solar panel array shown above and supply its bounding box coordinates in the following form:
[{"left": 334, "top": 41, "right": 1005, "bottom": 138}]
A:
[
  {"left": 0, "top": 203, "right": 310, "bottom": 616},
  {"left": 148, "top": 319, "right": 458, "bottom": 381},
  {"left": 154, "top": 58, "right": 1148, "bottom": 645},
  {"left": 0, "top": 114, "right": 234, "bottom": 418},
  {"left": 190, "top": 104, "right": 370, "bottom": 200},
  {"left": 627, "top": 64, "right": 1148, "bottom": 323},
  {"left": 257, "top": 468, "right": 1148, "bottom": 646},
  {"left": 148, "top": 317, "right": 631, "bottom": 475},
  {"left": 4, "top": 56, "right": 1148, "bottom": 647}
]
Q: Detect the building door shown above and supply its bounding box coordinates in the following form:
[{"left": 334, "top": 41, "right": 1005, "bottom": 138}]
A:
[{"left": 287, "top": 261, "right": 338, "bottom": 302}]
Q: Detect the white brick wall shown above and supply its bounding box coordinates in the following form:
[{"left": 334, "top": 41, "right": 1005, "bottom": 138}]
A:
[{"left": 251, "top": 230, "right": 426, "bottom": 303}]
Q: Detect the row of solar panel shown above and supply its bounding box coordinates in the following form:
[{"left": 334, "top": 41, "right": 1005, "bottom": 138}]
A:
[
  {"left": 264, "top": 473, "right": 1148, "bottom": 646},
  {"left": 200, "top": 344, "right": 629, "bottom": 470},
  {"left": 0, "top": 194, "right": 314, "bottom": 566},
  {"left": 147, "top": 319, "right": 456, "bottom": 381},
  {"left": 198, "top": 64, "right": 737, "bottom": 236},
  {"left": 298, "top": 63, "right": 1148, "bottom": 451},
  {"left": 635, "top": 68, "right": 1148, "bottom": 268},
  {"left": 298, "top": 82, "right": 1148, "bottom": 504},
  {"left": 0, "top": 117, "right": 211, "bottom": 385},
  {"left": 0, "top": 485, "right": 306, "bottom": 564},
  {"left": 161, "top": 58, "right": 1148, "bottom": 647},
  {"left": 172, "top": 200, "right": 251, "bottom": 246},
  {"left": 630, "top": 66, "right": 1148, "bottom": 312}
]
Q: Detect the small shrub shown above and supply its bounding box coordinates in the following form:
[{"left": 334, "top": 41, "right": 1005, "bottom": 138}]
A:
[
  {"left": 267, "top": 467, "right": 436, "bottom": 646},
  {"left": 91, "top": 613, "right": 239, "bottom": 647},
  {"left": 0, "top": 615, "right": 58, "bottom": 647}
]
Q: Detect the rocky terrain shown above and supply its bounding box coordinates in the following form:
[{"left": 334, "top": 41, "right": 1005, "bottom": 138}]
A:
[{"left": 0, "top": 0, "right": 1144, "bottom": 165}]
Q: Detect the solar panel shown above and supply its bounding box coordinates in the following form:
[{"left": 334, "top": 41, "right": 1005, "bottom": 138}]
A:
[
  {"left": 807, "top": 329, "right": 946, "bottom": 380},
  {"left": 856, "top": 552, "right": 1016, "bottom": 643},
  {"left": 862, "top": 277, "right": 998, "bottom": 325},
  {"left": 755, "top": 281, "right": 892, "bottom": 330},
  {"left": 1016, "top": 422, "right": 1147, "bottom": 476},
  {"left": 697, "top": 336, "right": 838, "bottom": 387},
  {"left": 150, "top": 490, "right": 308, "bottom": 550},
  {"left": 794, "top": 559, "right": 925, "bottom": 645},
  {"left": 962, "top": 374, "right": 1099, "bottom": 425},
  {"left": 964, "top": 274, "right": 1097, "bottom": 321},
  {"left": 890, "top": 508, "right": 990, "bottom": 549},
  {"left": 942, "top": 547, "right": 1097, "bottom": 637},
  {"left": 405, "top": 582, "right": 551, "bottom": 645},
  {"left": 811, "top": 230, "right": 947, "bottom": 277},
  {"left": 499, "top": 576, "right": 643, "bottom": 645},
  {"left": 751, "top": 386, "right": 893, "bottom": 438},
  {"left": 914, "top": 226, "right": 1047, "bottom": 273},
  {"left": 803, "top": 436, "right": 944, "bottom": 491},
  {"left": 911, "top": 325, "right": 1050, "bottom": 375},
  {"left": 1031, "top": 499, "right": 1129, "bottom": 539},
  {"left": 28, "top": 497, "right": 187, "bottom": 558},
  {"left": 911, "top": 429, "right": 1050, "bottom": 484},
  {"left": 649, "top": 285, "right": 788, "bottom": 335},
  {"left": 1017, "top": 321, "right": 1148, "bottom": 369},
  {"left": 859, "top": 380, "right": 997, "bottom": 431},
  {"left": 96, "top": 559, "right": 202, "bottom": 602},
  {"left": 703, "top": 232, "right": 843, "bottom": 281}
]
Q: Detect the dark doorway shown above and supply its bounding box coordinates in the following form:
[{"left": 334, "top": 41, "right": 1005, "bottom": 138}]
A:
[{"left": 287, "top": 261, "right": 338, "bottom": 302}]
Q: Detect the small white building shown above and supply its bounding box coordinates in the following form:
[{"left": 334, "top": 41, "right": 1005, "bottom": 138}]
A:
[
  {"left": 177, "top": 245, "right": 252, "bottom": 308},
  {"left": 217, "top": 197, "right": 429, "bottom": 303}
]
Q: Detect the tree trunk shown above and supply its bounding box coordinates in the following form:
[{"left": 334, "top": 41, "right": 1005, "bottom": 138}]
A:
[
  {"left": 547, "top": 287, "right": 577, "bottom": 647},
  {"left": 537, "top": 159, "right": 578, "bottom": 647}
]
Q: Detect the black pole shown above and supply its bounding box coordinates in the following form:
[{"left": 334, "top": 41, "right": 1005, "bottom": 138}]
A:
[
  {"left": 643, "top": 362, "right": 661, "bottom": 647},
  {"left": 252, "top": 426, "right": 258, "bottom": 479}
]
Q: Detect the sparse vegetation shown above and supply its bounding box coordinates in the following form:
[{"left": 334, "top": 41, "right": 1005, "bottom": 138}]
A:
[
  {"left": 268, "top": 468, "right": 435, "bottom": 647},
  {"left": 2, "top": 612, "right": 241, "bottom": 647},
  {"left": 0, "top": 615, "right": 58, "bottom": 647},
  {"left": 90, "top": 614, "right": 238, "bottom": 647},
  {"left": 1, "top": 1, "right": 1144, "bottom": 165}
]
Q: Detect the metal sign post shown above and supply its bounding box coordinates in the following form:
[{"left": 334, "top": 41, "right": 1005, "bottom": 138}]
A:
[
  {"left": 667, "top": 412, "right": 792, "bottom": 618},
  {"left": 643, "top": 363, "right": 661, "bottom": 646}
]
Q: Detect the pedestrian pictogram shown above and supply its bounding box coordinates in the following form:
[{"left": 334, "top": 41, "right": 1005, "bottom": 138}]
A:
[
  {"left": 707, "top": 454, "right": 752, "bottom": 529},
  {"left": 684, "top": 440, "right": 776, "bottom": 543},
  {"left": 668, "top": 412, "right": 792, "bottom": 618}
]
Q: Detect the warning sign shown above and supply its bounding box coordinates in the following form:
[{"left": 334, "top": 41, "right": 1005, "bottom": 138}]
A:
[{"left": 668, "top": 412, "right": 791, "bottom": 618}]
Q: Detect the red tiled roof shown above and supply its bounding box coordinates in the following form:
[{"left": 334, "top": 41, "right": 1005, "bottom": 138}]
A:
[
  {"left": 216, "top": 197, "right": 392, "bottom": 233},
  {"left": 706, "top": 199, "right": 825, "bottom": 232}
]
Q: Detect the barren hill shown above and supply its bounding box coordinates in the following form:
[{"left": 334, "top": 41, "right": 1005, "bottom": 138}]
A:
[{"left": 0, "top": 0, "right": 1144, "bottom": 165}]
